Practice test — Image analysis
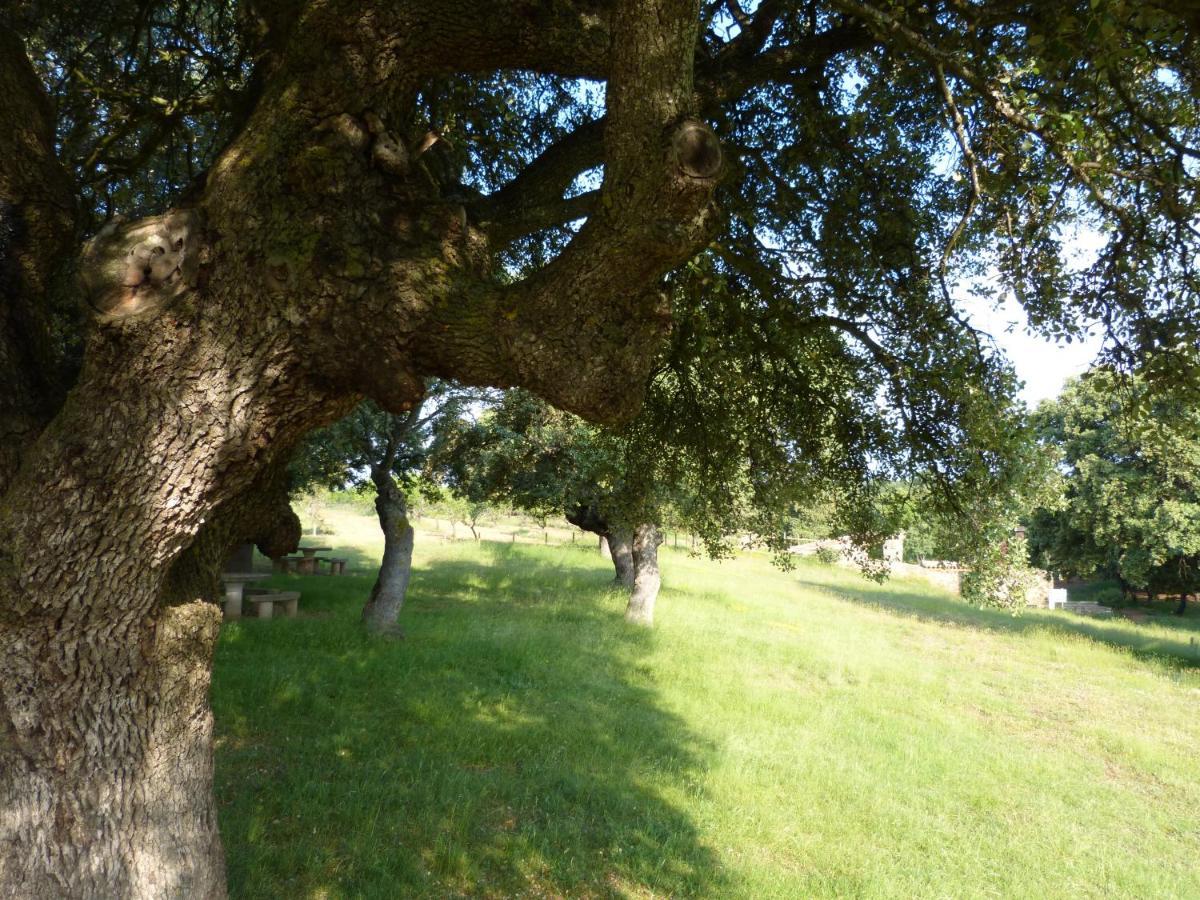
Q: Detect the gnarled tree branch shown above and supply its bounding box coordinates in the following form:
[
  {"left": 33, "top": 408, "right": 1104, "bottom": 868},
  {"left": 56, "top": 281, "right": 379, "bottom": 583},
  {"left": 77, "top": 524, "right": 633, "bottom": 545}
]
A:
[{"left": 412, "top": 0, "right": 724, "bottom": 422}]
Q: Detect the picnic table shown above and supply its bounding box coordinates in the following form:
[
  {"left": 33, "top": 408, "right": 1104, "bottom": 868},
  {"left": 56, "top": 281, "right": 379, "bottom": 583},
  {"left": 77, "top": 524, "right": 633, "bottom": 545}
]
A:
[
  {"left": 273, "top": 547, "right": 348, "bottom": 575},
  {"left": 220, "top": 572, "right": 270, "bottom": 619},
  {"left": 295, "top": 546, "right": 331, "bottom": 575}
]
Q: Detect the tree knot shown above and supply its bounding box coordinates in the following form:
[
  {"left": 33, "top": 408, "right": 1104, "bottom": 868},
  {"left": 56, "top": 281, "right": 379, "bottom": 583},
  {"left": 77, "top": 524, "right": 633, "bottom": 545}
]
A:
[
  {"left": 80, "top": 209, "right": 205, "bottom": 321},
  {"left": 669, "top": 119, "right": 722, "bottom": 181}
]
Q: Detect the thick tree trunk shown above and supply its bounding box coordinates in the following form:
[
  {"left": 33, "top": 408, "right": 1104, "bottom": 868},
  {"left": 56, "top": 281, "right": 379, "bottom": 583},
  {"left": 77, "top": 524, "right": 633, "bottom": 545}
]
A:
[
  {"left": 566, "top": 504, "right": 633, "bottom": 587},
  {"left": 608, "top": 526, "right": 636, "bottom": 590},
  {"left": 248, "top": 474, "right": 302, "bottom": 563},
  {"left": 625, "top": 524, "right": 663, "bottom": 626},
  {"left": 361, "top": 467, "right": 415, "bottom": 635},
  {"left": 0, "top": 597, "right": 225, "bottom": 900},
  {"left": 0, "top": 450, "right": 320, "bottom": 898},
  {"left": 0, "top": 2, "right": 718, "bottom": 892}
]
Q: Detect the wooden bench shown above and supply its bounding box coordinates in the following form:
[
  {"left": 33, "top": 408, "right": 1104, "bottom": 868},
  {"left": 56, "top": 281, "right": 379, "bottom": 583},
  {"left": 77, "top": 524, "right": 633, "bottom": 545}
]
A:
[{"left": 244, "top": 589, "right": 300, "bottom": 618}]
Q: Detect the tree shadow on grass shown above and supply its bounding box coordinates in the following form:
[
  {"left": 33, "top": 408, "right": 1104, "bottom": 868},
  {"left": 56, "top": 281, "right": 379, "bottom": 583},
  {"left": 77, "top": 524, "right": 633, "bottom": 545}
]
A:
[
  {"left": 255, "top": 531, "right": 572, "bottom": 582},
  {"left": 802, "top": 569, "right": 1200, "bottom": 671},
  {"left": 213, "top": 544, "right": 724, "bottom": 899},
  {"left": 253, "top": 538, "right": 613, "bottom": 617}
]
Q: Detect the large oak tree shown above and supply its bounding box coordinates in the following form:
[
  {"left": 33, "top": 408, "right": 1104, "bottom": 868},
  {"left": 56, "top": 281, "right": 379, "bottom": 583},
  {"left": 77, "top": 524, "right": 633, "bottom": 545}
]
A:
[
  {"left": 1030, "top": 367, "right": 1200, "bottom": 614},
  {"left": 1, "top": 1, "right": 1197, "bottom": 895}
]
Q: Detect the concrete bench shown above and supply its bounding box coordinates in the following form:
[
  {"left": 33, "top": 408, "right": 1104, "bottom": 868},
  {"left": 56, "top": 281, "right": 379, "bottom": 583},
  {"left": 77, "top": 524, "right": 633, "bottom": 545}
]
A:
[
  {"left": 273, "top": 556, "right": 306, "bottom": 574},
  {"left": 244, "top": 589, "right": 300, "bottom": 618},
  {"left": 220, "top": 572, "right": 270, "bottom": 619},
  {"left": 311, "top": 556, "right": 347, "bottom": 575}
]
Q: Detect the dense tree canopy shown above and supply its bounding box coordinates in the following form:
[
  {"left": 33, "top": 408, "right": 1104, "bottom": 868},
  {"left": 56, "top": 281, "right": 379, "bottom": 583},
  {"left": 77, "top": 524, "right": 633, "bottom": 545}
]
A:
[
  {"left": 1029, "top": 368, "right": 1200, "bottom": 611},
  {"left": 291, "top": 382, "right": 482, "bottom": 494},
  {"left": 11, "top": 0, "right": 1196, "bottom": 528},
  {"left": 2, "top": 1, "right": 1198, "bottom": 895},
  {"left": 10, "top": 1, "right": 1200, "bottom": 413},
  {"left": 290, "top": 382, "right": 487, "bottom": 630},
  {"left": 9, "top": 0, "right": 1199, "bottom": 518}
]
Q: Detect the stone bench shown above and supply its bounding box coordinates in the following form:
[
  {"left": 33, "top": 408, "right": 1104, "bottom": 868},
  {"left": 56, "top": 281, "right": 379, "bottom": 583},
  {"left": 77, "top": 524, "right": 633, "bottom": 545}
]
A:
[
  {"left": 310, "top": 556, "right": 347, "bottom": 575},
  {"left": 220, "top": 572, "right": 270, "bottom": 619},
  {"left": 244, "top": 589, "right": 300, "bottom": 618},
  {"left": 273, "top": 556, "right": 306, "bottom": 574}
]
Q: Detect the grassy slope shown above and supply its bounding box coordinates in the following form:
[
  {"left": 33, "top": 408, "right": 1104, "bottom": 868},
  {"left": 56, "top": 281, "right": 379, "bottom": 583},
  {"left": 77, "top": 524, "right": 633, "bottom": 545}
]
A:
[{"left": 215, "top": 509, "right": 1200, "bottom": 899}]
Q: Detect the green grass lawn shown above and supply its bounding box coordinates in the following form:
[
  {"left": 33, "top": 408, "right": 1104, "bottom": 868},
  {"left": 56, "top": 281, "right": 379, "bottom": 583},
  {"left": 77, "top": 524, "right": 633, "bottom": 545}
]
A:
[{"left": 215, "top": 511, "right": 1200, "bottom": 898}]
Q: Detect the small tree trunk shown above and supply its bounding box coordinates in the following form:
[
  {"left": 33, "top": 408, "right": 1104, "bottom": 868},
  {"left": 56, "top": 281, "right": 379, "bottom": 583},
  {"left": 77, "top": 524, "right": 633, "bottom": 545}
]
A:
[
  {"left": 361, "top": 468, "right": 414, "bottom": 635},
  {"left": 608, "top": 527, "right": 635, "bottom": 589},
  {"left": 599, "top": 535, "right": 611, "bottom": 558},
  {"left": 626, "top": 524, "right": 663, "bottom": 626},
  {"left": 1176, "top": 593, "right": 1188, "bottom": 616}
]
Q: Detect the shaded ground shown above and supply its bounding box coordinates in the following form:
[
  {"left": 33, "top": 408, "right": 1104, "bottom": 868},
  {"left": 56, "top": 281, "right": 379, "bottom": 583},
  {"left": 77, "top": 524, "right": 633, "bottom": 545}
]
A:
[
  {"left": 215, "top": 518, "right": 1200, "bottom": 898},
  {"left": 216, "top": 544, "right": 723, "bottom": 899}
]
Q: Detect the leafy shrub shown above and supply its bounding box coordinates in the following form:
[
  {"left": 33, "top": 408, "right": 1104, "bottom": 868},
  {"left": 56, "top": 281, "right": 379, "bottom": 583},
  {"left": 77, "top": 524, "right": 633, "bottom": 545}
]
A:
[
  {"left": 815, "top": 546, "right": 841, "bottom": 566},
  {"left": 1090, "top": 585, "right": 1125, "bottom": 606}
]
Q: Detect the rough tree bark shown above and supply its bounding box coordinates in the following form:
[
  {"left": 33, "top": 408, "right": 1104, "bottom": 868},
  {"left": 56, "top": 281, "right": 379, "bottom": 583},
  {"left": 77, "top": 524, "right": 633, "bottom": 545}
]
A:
[
  {"left": 0, "top": 1, "right": 719, "bottom": 895},
  {"left": 608, "top": 526, "right": 637, "bottom": 590},
  {"left": 625, "top": 524, "right": 664, "bottom": 626},
  {"left": 566, "top": 503, "right": 634, "bottom": 588},
  {"left": 360, "top": 463, "right": 415, "bottom": 636},
  {"left": 246, "top": 465, "right": 303, "bottom": 562}
]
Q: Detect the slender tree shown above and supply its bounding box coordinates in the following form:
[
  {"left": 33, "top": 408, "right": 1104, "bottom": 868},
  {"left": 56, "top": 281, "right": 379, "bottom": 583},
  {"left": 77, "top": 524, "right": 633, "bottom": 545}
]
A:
[
  {"left": 292, "top": 383, "right": 483, "bottom": 633},
  {"left": 1, "top": 2, "right": 1197, "bottom": 893}
]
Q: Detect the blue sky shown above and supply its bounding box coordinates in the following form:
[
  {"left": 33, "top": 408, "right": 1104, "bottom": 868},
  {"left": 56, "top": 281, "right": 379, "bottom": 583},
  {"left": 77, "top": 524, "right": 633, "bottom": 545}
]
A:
[
  {"left": 964, "top": 295, "right": 1101, "bottom": 408},
  {"left": 963, "top": 224, "right": 1108, "bottom": 409}
]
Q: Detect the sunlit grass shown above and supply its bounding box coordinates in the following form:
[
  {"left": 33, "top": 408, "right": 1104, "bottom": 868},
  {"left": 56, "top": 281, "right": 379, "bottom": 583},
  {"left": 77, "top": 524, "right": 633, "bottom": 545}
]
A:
[{"left": 215, "top": 512, "right": 1200, "bottom": 898}]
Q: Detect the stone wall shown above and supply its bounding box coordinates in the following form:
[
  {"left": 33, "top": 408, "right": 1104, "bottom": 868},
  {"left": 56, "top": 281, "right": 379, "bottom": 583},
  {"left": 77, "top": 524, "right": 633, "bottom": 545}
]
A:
[
  {"left": 1022, "top": 570, "right": 1054, "bottom": 608},
  {"left": 790, "top": 535, "right": 1051, "bottom": 607},
  {"left": 893, "top": 561, "right": 965, "bottom": 595}
]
